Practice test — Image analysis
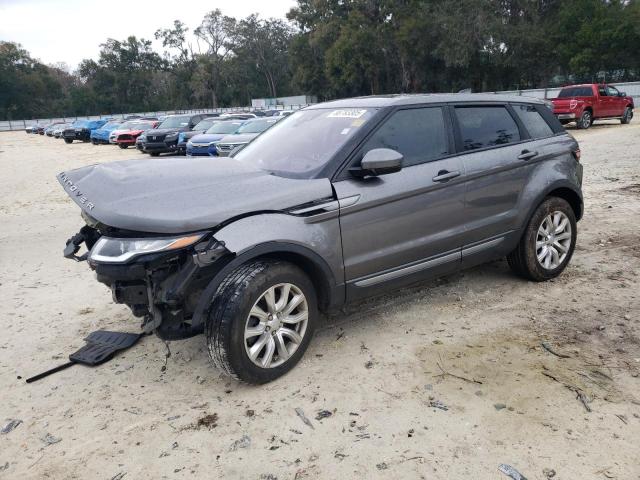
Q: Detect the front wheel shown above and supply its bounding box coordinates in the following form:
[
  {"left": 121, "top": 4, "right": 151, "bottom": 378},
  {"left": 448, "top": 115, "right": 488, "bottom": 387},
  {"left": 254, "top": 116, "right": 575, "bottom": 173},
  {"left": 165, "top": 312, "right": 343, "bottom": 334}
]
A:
[
  {"left": 621, "top": 107, "right": 633, "bottom": 124},
  {"left": 507, "top": 197, "right": 577, "bottom": 281},
  {"left": 118, "top": 144, "right": 128, "bottom": 149},
  {"left": 149, "top": 152, "right": 160, "bottom": 157},
  {"left": 576, "top": 110, "right": 592, "bottom": 129},
  {"left": 205, "top": 260, "right": 317, "bottom": 384},
  {"left": 64, "top": 138, "right": 73, "bottom": 144}
]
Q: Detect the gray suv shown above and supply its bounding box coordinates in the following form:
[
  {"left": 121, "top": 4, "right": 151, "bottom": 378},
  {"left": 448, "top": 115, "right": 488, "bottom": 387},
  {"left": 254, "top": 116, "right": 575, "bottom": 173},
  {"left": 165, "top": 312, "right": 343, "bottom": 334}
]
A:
[{"left": 59, "top": 94, "right": 583, "bottom": 383}]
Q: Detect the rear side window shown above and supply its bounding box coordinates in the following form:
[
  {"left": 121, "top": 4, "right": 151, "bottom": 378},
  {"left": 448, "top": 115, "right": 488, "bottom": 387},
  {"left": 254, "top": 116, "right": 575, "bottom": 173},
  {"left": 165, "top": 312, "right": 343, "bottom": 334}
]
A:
[
  {"left": 361, "top": 107, "right": 448, "bottom": 167},
  {"left": 513, "top": 104, "right": 554, "bottom": 139},
  {"left": 558, "top": 86, "right": 594, "bottom": 98},
  {"left": 455, "top": 106, "right": 520, "bottom": 151}
]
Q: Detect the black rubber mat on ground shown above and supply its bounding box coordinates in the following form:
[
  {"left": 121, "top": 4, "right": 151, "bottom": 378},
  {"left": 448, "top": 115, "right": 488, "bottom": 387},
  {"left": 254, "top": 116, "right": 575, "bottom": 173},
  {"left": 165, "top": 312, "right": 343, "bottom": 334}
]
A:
[{"left": 26, "top": 330, "right": 143, "bottom": 383}]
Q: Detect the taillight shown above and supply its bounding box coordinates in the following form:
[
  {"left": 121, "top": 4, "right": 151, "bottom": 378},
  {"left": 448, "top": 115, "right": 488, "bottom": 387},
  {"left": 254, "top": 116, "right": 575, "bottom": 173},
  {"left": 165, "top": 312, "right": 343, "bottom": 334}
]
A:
[{"left": 572, "top": 148, "right": 581, "bottom": 162}]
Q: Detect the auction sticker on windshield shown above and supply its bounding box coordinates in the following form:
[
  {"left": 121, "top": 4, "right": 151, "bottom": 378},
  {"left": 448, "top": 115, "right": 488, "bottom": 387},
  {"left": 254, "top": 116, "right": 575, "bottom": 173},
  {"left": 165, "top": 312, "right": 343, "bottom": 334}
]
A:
[{"left": 327, "top": 109, "right": 367, "bottom": 118}]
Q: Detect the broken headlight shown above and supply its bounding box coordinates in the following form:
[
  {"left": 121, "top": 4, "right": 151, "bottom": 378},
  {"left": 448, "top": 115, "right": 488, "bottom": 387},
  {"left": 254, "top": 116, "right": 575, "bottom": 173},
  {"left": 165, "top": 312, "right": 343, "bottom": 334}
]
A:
[{"left": 89, "top": 234, "right": 204, "bottom": 264}]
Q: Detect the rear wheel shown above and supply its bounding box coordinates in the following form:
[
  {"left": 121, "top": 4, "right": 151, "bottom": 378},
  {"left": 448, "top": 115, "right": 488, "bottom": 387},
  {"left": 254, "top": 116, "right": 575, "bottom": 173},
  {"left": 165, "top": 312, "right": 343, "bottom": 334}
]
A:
[
  {"left": 205, "top": 260, "right": 317, "bottom": 384},
  {"left": 576, "top": 110, "right": 592, "bottom": 129},
  {"left": 621, "top": 107, "right": 633, "bottom": 124},
  {"left": 507, "top": 197, "right": 577, "bottom": 281},
  {"left": 64, "top": 138, "right": 73, "bottom": 144}
]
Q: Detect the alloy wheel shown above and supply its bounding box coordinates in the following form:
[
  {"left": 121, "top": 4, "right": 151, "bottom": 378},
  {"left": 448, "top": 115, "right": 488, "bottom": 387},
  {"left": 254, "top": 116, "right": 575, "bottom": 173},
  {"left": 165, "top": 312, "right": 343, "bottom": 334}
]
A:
[
  {"left": 244, "top": 283, "right": 309, "bottom": 368},
  {"left": 536, "top": 211, "right": 572, "bottom": 270}
]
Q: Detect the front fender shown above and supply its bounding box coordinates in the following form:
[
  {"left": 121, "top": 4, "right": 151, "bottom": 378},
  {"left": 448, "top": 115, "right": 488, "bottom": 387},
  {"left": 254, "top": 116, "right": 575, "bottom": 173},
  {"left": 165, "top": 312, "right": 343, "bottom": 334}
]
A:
[{"left": 191, "top": 213, "right": 345, "bottom": 328}]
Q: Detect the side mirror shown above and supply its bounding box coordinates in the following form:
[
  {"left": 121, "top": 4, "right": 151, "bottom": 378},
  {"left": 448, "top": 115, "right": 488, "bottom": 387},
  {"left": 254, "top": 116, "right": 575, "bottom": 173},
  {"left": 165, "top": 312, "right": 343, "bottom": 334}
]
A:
[
  {"left": 352, "top": 148, "right": 403, "bottom": 177},
  {"left": 619, "top": 91, "right": 626, "bottom": 97}
]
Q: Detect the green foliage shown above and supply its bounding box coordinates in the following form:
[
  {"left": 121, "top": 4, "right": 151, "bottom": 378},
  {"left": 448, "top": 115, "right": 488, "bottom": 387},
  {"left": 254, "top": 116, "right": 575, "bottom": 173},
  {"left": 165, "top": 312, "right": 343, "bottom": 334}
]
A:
[{"left": 1, "top": 1, "right": 639, "bottom": 120}]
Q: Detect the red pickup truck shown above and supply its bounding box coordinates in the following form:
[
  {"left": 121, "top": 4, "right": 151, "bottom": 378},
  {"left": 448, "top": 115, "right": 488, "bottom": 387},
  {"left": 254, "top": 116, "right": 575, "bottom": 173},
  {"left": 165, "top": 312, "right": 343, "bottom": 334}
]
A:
[{"left": 551, "top": 83, "right": 634, "bottom": 129}]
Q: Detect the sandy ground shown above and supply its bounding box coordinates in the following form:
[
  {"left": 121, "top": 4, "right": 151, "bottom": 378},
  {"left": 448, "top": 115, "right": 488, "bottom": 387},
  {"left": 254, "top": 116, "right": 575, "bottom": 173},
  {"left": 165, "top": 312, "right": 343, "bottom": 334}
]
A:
[{"left": 0, "top": 122, "right": 639, "bottom": 480}]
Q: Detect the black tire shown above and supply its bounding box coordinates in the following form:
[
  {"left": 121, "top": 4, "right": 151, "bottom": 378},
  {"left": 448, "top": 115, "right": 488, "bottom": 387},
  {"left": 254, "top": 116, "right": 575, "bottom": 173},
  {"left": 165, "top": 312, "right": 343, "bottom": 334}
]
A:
[
  {"left": 91, "top": 138, "right": 98, "bottom": 145},
  {"left": 621, "top": 106, "right": 633, "bottom": 124},
  {"left": 64, "top": 138, "right": 73, "bottom": 144},
  {"left": 576, "top": 110, "right": 592, "bottom": 129},
  {"left": 118, "top": 144, "right": 128, "bottom": 149},
  {"left": 149, "top": 152, "right": 160, "bottom": 157},
  {"left": 205, "top": 260, "right": 317, "bottom": 384},
  {"left": 507, "top": 197, "right": 577, "bottom": 282}
]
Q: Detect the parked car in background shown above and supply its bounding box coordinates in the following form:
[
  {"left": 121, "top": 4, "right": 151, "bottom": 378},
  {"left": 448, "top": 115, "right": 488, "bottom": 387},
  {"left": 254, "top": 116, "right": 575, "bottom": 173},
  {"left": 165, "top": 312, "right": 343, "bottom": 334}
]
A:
[
  {"left": 214, "top": 117, "right": 280, "bottom": 156},
  {"left": 44, "top": 122, "right": 66, "bottom": 136},
  {"left": 176, "top": 117, "right": 221, "bottom": 154},
  {"left": 108, "top": 120, "right": 152, "bottom": 144},
  {"left": 551, "top": 83, "right": 634, "bottom": 129},
  {"left": 90, "top": 120, "right": 123, "bottom": 145},
  {"left": 62, "top": 119, "right": 109, "bottom": 143},
  {"left": 53, "top": 123, "right": 71, "bottom": 138},
  {"left": 58, "top": 94, "right": 583, "bottom": 383},
  {"left": 114, "top": 120, "right": 159, "bottom": 149},
  {"left": 220, "top": 112, "right": 257, "bottom": 119},
  {"left": 25, "top": 124, "right": 38, "bottom": 134},
  {"left": 186, "top": 119, "right": 246, "bottom": 156},
  {"left": 141, "top": 114, "right": 211, "bottom": 156}
]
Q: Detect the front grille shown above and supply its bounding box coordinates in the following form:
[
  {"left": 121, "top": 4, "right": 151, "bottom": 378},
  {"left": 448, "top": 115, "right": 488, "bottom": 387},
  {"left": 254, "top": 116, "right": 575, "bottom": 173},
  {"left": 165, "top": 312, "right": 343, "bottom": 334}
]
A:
[
  {"left": 118, "top": 134, "right": 133, "bottom": 141},
  {"left": 147, "top": 134, "right": 166, "bottom": 142},
  {"left": 216, "top": 143, "right": 237, "bottom": 152}
]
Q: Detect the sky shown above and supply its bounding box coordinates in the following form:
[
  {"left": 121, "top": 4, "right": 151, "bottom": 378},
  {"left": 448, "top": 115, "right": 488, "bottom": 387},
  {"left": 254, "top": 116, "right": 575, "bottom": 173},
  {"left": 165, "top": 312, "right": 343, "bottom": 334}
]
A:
[{"left": 0, "top": 0, "right": 297, "bottom": 69}]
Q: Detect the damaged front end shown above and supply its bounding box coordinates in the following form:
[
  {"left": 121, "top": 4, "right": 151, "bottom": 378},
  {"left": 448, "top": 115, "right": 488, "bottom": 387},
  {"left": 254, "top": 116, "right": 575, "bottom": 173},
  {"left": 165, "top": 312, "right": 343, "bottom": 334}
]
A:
[{"left": 65, "top": 216, "right": 232, "bottom": 340}]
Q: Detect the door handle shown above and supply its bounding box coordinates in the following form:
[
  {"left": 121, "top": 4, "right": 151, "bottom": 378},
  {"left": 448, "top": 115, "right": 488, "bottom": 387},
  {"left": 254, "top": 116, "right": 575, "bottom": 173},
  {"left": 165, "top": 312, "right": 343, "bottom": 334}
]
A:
[
  {"left": 432, "top": 170, "right": 461, "bottom": 182},
  {"left": 518, "top": 150, "right": 538, "bottom": 161}
]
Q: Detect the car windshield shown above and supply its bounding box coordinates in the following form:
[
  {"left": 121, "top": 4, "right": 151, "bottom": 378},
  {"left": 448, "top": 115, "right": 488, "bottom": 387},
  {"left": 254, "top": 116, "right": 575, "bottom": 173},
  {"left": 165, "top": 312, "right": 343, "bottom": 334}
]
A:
[
  {"left": 159, "top": 115, "right": 191, "bottom": 128},
  {"left": 103, "top": 121, "right": 121, "bottom": 128},
  {"left": 133, "top": 121, "right": 155, "bottom": 130},
  {"left": 236, "top": 119, "right": 278, "bottom": 134},
  {"left": 233, "top": 108, "right": 376, "bottom": 178},
  {"left": 557, "top": 86, "right": 594, "bottom": 98},
  {"left": 206, "top": 121, "right": 244, "bottom": 134},
  {"left": 193, "top": 118, "right": 219, "bottom": 131},
  {"left": 72, "top": 120, "right": 87, "bottom": 127}
]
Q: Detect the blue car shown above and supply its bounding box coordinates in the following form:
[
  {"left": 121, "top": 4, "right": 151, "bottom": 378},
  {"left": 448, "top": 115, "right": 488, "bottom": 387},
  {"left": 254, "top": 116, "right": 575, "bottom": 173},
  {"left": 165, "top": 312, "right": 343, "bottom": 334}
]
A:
[
  {"left": 176, "top": 116, "right": 220, "bottom": 155},
  {"left": 62, "top": 119, "right": 109, "bottom": 143},
  {"left": 186, "top": 120, "right": 246, "bottom": 156},
  {"left": 90, "top": 120, "right": 123, "bottom": 145}
]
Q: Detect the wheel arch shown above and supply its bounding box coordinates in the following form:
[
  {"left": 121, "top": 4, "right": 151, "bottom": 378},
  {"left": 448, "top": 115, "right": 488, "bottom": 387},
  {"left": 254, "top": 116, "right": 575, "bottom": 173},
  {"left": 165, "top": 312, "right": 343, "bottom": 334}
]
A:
[
  {"left": 521, "top": 182, "right": 583, "bottom": 234},
  {"left": 191, "top": 241, "right": 343, "bottom": 330}
]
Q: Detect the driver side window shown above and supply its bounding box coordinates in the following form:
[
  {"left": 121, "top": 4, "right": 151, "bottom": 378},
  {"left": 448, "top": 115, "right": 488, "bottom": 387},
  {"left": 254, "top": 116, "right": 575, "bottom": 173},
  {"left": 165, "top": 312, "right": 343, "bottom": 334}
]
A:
[
  {"left": 360, "top": 107, "right": 449, "bottom": 167},
  {"left": 606, "top": 86, "right": 619, "bottom": 97}
]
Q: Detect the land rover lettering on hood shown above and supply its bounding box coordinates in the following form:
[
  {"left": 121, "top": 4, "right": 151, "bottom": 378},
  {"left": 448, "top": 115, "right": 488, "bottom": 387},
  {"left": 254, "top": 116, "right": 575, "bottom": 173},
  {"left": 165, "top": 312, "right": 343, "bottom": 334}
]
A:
[{"left": 58, "top": 95, "right": 583, "bottom": 384}]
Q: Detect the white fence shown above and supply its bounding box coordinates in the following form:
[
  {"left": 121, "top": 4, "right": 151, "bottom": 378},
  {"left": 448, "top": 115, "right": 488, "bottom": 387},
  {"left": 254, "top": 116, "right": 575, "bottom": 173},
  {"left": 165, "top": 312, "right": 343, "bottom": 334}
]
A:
[
  {"left": 0, "top": 104, "right": 307, "bottom": 132},
  {"left": 2, "top": 81, "right": 639, "bottom": 132}
]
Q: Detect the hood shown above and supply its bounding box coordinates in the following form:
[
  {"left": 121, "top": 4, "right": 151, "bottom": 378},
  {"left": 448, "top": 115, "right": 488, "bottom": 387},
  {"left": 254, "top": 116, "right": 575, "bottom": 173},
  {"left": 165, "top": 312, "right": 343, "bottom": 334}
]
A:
[
  {"left": 189, "top": 133, "right": 228, "bottom": 145},
  {"left": 57, "top": 156, "right": 333, "bottom": 234},
  {"left": 182, "top": 130, "right": 206, "bottom": 141},
  {"left": 216, "top": 133, "right": 259, "bottom": 144},
  {"left": 149, "top": 127, "right": 190, "bottom": 136}
]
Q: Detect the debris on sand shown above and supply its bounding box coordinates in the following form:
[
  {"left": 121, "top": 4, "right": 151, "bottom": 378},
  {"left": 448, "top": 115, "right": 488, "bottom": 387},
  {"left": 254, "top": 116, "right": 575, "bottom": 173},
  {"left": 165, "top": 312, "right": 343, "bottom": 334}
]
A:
[
  {"left": 295, "top": 408, "right": 314, "bottom": 430},
  {"left": 541, "top": 341, "right": 571, "bottom": 359},
  {"left": 376, "top": 462, "right": 388, "bottom": 470},
  {"left": 498, "top": 463, "right": 528, "bottom": 480},
  {"left": 315, "top": 410, "right": 333, "bottom": 420},
  {"left": 196, "top": 413, "right": 218, "bottom": 430},
  {"left": 1, "top": 419, "right": 22, "bottom": 435},
  {"left": 429, "top": 400, "right": 449, "bottom": 411},
  {"left": 229, "top": 435, "right": 251, "bottom": 451},
  {"left": 543, "top": 468, "right": 556, "bottom": 478},
  {"left": 40, "top": 433, "right": 62, "bottom": 446},
  {"left": 494, "top": 403, "right": 507, "bottom": 411}
]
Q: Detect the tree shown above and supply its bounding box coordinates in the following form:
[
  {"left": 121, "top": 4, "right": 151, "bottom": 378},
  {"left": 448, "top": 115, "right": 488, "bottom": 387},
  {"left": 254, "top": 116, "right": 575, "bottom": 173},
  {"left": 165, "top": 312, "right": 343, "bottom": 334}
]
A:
[{"left": 194, "top": 9, "right": 236, "bottom": 107}]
